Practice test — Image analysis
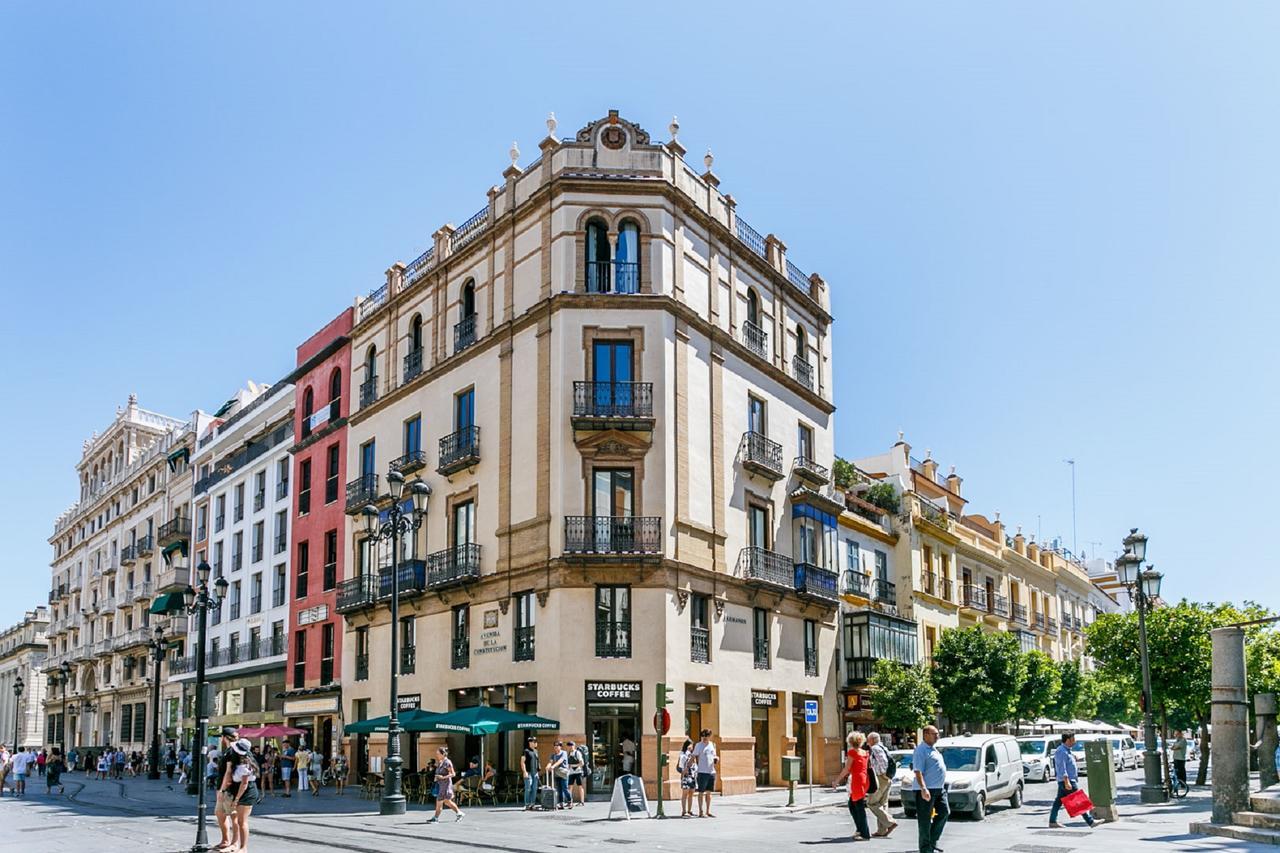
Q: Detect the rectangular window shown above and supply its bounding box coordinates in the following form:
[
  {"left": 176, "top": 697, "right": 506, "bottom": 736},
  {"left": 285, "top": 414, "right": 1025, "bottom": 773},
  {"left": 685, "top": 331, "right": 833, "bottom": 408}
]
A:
[
  {"left": 133, "top": 702, "right": 146, "bottom": 743},
  {"left": 250, "top": 572, "right": 262, "bottom": 614},
  {"left": 355, "top": 627, "right": 369, "bottom": 680},
  {"left": 690, "top": 594, "right": 710, "bottom": 663},
  {"left": 298, "top": 460, "right": 311, "bottom": 515},
  {"left": 254, "top": 470, "right": 266, "bottom": 511},
  {"left": 215, "top": 495, "right": 226, "bottom": 532},
  {"left": 513, "top": 591, "right": 535, "bottom": 662},
  {"left": 804, "top": 618, "right": 818, "bottom": 676},
  {"left": 230, "top": 580, "right": 241, "bottom": 620},
  {"left": 323, "top": 530, "right": 337, "bottom": 591},
  {"left": 293, "top": 630, "right": 306, "bottom": 688},
  {"left": 595, "top": 585, "right": 631, "bottom": 658},
  {"left": 846, "top": 539, "right": 861, "bottom": 573},
  {"left": 455, "top": 388, "right": 475, "bottom": 430},
  {"left": 296, "top": 541, "right": 309, "bottom": 598},
  {"left": 748, "top": 503, "right": 770, "bottom": 549},
  {"left": 404, "top": 416, "right": 421, "bottom": 454},
  {"left": 748, "top": 395, "right": 767, "bottom": 436},
  {"left": 233, "top": 483, "right": 244, "bottom": 522},
  {"left": 797, "top": 423, "right": 814, "bottom": 461},
  {"left": 251, "top": 521, "right": 264, "bottom": 563},
  {"left": 120, "top": 703, "right": 133, "bottom": 743},
  {"left": 273, "top": 564, "right": 286, "bottom": 607},
  {"left": 450, "top": 606, "right": 467, "bottom": 670},
  {"left": 229, "top": 631, "right": 240, "bottom": 663},
  {"left": 753, "top": 607, "right": 770, "bottom": 669},
  {"left": 274, "top": 510, "right": 287, "bottom": 554},
  {"left": 452, "top": 500, "right": 475, "bottom": 547},
  {"left": 213, "top": 541, "right": 224, "bottom": 576},
  {"left": 271, "top": 620, "right": 284, "bottom": 656},
  {"left": 196, "top": 505, "right": 208, "bottom": 541},
  {"left": 249, "top": 626, "right": 261, "bottom": 659},
  {"left": 232, "top": 531, "right": 243, "bottom": 571},
  {"left": 360, "top": 439, "right": 376, "bottom": 477},
  {"left": 325, "top": 444, "right": 340, "bottom": 504},
  {"left": 402, "top": 616, "right": 417, "bottom": 674},
  {"left": 276, "top": 458, "right": 290, "bottom": 500},
  {"left": 320, "top": 622, "right": 335, "bottom": 684}
]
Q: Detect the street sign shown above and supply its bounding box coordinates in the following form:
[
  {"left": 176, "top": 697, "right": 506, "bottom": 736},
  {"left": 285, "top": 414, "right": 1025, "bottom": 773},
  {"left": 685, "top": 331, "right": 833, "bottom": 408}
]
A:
[
  {"left": 804, "top": 699, "right": 819, "bottom": 725},
  {"left": 653, "top": 708, "right": 671, "bottom": 736}
]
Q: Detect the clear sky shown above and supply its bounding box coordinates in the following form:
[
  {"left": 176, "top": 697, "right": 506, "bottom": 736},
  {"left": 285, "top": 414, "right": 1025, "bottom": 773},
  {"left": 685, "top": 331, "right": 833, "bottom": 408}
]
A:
[{"left": 2, "top": 2, "right": 1276, "bottom": 629}]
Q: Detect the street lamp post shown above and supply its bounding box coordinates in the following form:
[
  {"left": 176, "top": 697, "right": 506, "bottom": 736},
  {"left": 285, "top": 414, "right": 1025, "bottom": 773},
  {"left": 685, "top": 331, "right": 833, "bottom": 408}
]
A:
[
  {"left": 182, "top": 561, "right": 228, "bottom": 852},
  {"left": 362, "top": 469, "right": 430, "bottom": 817},
  {"left": 58, "top": 662, "right": 71, "bottom": 756},
  {"left": 12, "top": 676, "right": 24, "bottom": 751},
  {"left": 147, "top": 625, "right": 167, "bottom": 780},
  {"left": 1117, "top": 528, "right": 1166, "bottom": 804}
]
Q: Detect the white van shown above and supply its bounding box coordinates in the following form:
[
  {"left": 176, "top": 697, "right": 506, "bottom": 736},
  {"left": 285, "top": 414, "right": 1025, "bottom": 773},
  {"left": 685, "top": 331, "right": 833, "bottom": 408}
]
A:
[
  {"left": 1016, "top": 735, "right": 1060, "bottom": 783},
  {"left": 902, "top": 734, "right": 1025, "bottom": 820},
  {"left": 1080, "top": 733, "right": 1139, "bottom": 770}
]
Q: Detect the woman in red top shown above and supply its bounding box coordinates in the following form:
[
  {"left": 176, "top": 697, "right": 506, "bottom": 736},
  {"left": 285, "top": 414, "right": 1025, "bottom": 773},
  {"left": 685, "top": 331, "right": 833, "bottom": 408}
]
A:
[{"left": 834, "top": 730, "right": 873, "bottom": 841}]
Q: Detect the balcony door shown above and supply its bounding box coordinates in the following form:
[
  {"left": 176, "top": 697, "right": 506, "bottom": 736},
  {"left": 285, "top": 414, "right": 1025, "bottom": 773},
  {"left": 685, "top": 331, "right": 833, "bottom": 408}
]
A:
[
  {"left": 748, "top": 504, "right": 770, "bottom": 550},
  {"left": 360, "top": 439, "right": 376, "bottom": 478},
  {"left": 795, "top": 516, "right": 819, "bottom": 566},
  {"left": 748, "top": 396, "right": 766, "bottom": 436},
  {"left": 592, "top": 468, "right": 634, "bottom": 551},
  {"left": 452, "top": 500, "right": 475, "bottom": 550},
  {"left": 593, "top": 340, "right": 634, "bottom": 414}
]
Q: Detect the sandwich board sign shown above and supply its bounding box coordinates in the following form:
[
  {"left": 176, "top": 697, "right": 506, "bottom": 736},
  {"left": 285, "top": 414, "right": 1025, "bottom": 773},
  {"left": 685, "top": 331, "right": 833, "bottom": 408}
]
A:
[{"left": 608, "top": 773, "right": 651, "bottom": 819}]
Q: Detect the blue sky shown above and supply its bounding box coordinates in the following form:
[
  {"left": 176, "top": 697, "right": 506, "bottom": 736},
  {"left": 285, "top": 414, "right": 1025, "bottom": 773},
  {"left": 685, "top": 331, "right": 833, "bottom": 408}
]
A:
[{"left": 2, "top": 2, "right": 1276, "bottom": 628}]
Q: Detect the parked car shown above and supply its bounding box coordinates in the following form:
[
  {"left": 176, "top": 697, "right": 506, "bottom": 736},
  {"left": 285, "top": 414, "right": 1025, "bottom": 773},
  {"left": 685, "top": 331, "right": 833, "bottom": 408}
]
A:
[
  {"left": 1016, "top": 735, "right": 1060, "bottom": 783},
  {"left": 1080, "top": 734, "right": 1139, "bottom": 770},
  {"left": 887, "top": 749, "right": 914, "bottom": 804},
  {"left": 902, "top": 734, "right": 1024, "bottom": 820}
]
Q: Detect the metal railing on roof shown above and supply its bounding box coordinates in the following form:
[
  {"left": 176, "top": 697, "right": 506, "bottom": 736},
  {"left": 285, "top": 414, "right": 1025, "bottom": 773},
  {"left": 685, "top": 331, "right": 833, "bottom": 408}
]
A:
[
  {"left": 735, "top": 217, "right": 766, "bottom": 258},
  {"left": 452, "top": 206, "right": 489, "bottom": 251}
]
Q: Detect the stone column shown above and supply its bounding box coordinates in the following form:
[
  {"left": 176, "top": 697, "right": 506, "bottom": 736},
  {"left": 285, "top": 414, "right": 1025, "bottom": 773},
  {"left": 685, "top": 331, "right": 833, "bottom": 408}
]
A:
[
  {"left": 1211, "top": 627, "right": 1250, "bottom": 823},
  {"left": 1256, "top": 693, "right": 1278, "bottom": 789}
]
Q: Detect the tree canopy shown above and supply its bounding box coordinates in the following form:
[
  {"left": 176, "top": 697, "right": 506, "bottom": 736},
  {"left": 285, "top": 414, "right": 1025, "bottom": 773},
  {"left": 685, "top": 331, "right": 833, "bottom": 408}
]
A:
[
  {"left": 869, "top": 660, "right": 938, "bottom": 733},
  {"left": 1015, "top": 650, "right": 1062, "bottom": 727},
  {"left": 932, "top": 626, "right": 1025, "bottom": 726}
]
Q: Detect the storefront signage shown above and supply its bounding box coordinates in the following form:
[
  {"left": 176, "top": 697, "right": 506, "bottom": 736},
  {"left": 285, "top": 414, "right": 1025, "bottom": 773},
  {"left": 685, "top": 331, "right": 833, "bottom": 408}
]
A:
[
  {"left": 752, "top": 690, "right": 779, "bottom": 708},
  {"left": 587, "top": 681, "right": 642, "bottom": 702},
  {"left": 397, "top": 694, "right": 421, "bottom": 711},
  {"left": 474, "top": 628, "right": 507, "bottom": 656},
  {"left": 296, "top": 605, "right": 329, "bottom": 626},
  {"left": 282, "top": 696, "right": 340, "bottom": 716},
  {"left": 608, "top": 773, "right": 651, "bottom": 820}
]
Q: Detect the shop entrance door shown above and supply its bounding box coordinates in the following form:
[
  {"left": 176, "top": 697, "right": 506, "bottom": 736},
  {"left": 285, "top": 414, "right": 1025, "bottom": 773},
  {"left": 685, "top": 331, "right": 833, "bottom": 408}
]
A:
[
  {"left": 587, "top": 703, "right": 640, "bottom": 798},
  {"left": 752, "top": 708, "right": 770, "bottom": 786}
]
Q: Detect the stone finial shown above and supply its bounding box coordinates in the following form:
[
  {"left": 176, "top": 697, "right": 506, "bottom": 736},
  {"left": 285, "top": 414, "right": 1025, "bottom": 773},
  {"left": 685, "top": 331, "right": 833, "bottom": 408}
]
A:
[
  {"left": 898, "top": 430, "right": 905, "bottom": 442},
  {"left": 925, "top": 448, "right": 932, "bottom": 460},
  {"left": 949, "top": 465, "right": 956, "bottom": 475},
  {"left": 546, "top": 112, "right": 557, "bottom": 138},
  {"left": 669, "top": 115, "right": 680, "bottom": 141},
  {"left": 509, "top": 140, "right": 520, "bottom": 167},
  {"left": 128, "top": 393, "right": 137, "bottom": 407},
  {"left": 995, "top": 511, "right": 1001, "bottom": 521},
  {"left": 703, "top": 148, "right": 714, "bottom": 171}
]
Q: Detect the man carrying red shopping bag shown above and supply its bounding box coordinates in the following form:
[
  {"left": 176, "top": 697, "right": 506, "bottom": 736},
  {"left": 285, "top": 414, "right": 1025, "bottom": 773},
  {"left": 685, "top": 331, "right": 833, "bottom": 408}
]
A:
[{"left": 1050, "top": 733, "right": 1103, "bottom": 829}]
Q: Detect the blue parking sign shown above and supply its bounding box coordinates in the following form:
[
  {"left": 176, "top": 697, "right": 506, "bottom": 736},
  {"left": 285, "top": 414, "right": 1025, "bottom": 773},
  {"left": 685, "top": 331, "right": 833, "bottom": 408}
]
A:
[{"left": 804, "top": 699, "right": 818, "bottom": 724}]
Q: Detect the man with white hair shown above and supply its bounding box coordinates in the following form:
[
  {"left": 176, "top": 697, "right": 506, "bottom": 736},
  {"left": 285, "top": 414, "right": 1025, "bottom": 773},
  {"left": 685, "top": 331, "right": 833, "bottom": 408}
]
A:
[{"left": 865, "top": 732, "right": 898, "bottom": 837}]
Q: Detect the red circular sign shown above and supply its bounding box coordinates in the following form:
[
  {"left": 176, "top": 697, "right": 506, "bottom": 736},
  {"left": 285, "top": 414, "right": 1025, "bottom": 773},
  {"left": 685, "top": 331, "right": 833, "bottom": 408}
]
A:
[{"left": 653, "top": 709, "right": 671, "bottom": 735}]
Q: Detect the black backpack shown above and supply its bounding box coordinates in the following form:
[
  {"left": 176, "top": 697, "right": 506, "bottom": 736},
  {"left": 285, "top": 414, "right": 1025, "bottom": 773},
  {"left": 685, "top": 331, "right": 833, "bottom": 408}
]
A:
[{"left": 885, "top": 751, "right": 897, "bottom": 777}]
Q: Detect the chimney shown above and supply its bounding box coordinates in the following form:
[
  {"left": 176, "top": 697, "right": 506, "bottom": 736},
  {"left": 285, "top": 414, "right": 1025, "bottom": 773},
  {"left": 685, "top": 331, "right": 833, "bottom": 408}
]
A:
[
  {"left": 894, "top": 431, "right": 911, "bottom": 468},
  {"left": 1027, "top": 538, "right": 1040, "bottom": 562},
  {"left": 920, "top": 449, "right": 939, "bottom": 482},
  {"left": 1013, "top": 526, "right": 1026, "bottom": 555},
  {"left": 992, "top": 511, "right": 1005, "bottom": 544},
  {"left": 945, "top": 465, "right": 962, "bottom": 497}
]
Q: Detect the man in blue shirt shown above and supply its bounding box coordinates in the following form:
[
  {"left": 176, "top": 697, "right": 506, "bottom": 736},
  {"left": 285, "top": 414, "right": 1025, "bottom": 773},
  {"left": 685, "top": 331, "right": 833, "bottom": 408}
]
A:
[
  {"left": 1050, "top": 733, "right": 1100, "bottom": 828},
  {"left": 911, "top": 725, "right": 949, "bottom": 853}
]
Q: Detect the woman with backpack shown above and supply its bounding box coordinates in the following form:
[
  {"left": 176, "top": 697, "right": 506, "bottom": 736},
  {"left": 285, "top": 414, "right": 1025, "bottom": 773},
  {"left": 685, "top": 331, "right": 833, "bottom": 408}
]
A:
[{"left": 677, "top": 739, "right": 697, "bottom": 817}]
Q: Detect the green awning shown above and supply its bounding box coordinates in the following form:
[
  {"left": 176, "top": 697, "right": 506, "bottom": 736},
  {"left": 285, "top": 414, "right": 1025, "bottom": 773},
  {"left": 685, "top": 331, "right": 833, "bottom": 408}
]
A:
[
  {"left": 167, "top": 446, "right": 190, "bottom": 471},
  {"left": 150, "top": 592, "right": 187, "bottom": 615},
  {"left": 162, "top": 540, "right": 188, "bottom": 562},
  {"left": 344, "top": 708, "right": 440, "bottom": 734}
]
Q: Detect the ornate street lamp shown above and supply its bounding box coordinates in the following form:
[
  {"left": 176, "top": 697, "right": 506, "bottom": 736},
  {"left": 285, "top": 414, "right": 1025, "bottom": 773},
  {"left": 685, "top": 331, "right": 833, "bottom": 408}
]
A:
[
  {"left": 182, "top": 561, "right": 228, "bottom": 851},
  {"left": 1116, "top": 528, "right": 1166, "bottom": 803},
  {"left": 362, "top": 469, "right": 430, "bottom": 816},
  {"left": 58, "top": 662, "right": 72, "bottom": 755},
  {"left": 147, "top": 623, "right": 168, "bottom": 780},
  {"left": 12, "top": 675, "right": 24, "bottom": 751}
]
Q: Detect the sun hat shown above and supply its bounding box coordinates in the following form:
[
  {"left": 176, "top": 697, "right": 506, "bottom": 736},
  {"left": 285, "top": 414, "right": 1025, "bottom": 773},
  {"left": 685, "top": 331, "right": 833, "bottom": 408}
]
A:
[{"left": 230, "top": 738, "right": 252, "bottom": 756}]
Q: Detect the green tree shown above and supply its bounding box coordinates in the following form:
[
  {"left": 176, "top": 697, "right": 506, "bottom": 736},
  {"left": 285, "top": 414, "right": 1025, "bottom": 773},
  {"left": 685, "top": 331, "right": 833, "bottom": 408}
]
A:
[
  {"left": 862, "top": 482, "right": 900, "bottom": 514},
  {"left": 869, "top": 660, "right": 938, "bottom": 733},
  {"left": 1073, "top": 669, "right": 1102, "bottom": 720},
  {"left": 1014, "top": 650, "right": 1062, "bottom": 731},
  {"left": 1047, "top": 658, "right": 1082, "bottom": 721},
  {"left": 1093, "top": 677, "right": 1139, "bottom": 726},
  {"left": 832, "top": 456, "right": 856, "bottom": 490},
  {"left": 932, "top": 627, "right": 1025, "bottom": 728}
]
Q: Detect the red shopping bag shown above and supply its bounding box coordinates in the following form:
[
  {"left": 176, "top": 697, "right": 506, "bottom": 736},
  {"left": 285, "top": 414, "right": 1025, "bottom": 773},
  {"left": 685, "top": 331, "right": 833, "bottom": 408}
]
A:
[{"left": 1062, "top": 788, "right": 1093, "bottom": 817}]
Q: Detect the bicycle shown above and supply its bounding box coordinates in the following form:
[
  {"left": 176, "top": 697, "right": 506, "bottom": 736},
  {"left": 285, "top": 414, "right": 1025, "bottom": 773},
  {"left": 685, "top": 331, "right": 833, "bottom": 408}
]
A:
[{"left": 1167, "top": 774, "right": 1189, "bottom": 799}]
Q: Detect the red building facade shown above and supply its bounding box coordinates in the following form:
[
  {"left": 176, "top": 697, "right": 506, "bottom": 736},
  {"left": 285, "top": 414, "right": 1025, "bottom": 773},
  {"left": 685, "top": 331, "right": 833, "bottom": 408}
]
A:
[{"left": 281, "top": 307, "right": 353, "bottom": 759}]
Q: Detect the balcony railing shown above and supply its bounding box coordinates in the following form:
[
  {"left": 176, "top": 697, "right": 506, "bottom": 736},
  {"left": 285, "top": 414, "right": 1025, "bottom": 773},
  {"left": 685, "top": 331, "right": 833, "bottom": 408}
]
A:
[
  {"left": 842, "top": 571, "right": 872, "bottom": 599},
  {"left": 737, "top": 321, "right": 767, "bottom": 364},
  {"left": 426, "top": 544, "right": 482, "bottom": 588},
  {"left": 379, "top": 560, "right": 428, "bottom": 599},
  {"left": 402, "top": 347, "right": 424, "bottom": 384},
  {"left": 274, "top": 533, "right": 287, "bottom": 555},
  {"left": 792, "top": 455, "right": 830, "bottom": 487},
  {"left": 121, "top": 545, "right": 138, "bottom": 565},
  {"left": 438, "top": 425, "right": 481, "bottom": 476},
  {"left": 990, "top": 593, "right": 1010, "bottom": 618},
  {"left": 872, "top": 578, "right": 897, "bottom": 607},
  {"left": 359, "top": 376, "right": 379, "bottom": 408},
  {"left": 563, "top": 516, "right": 663, "bottom": 555},
  {"left": 1047, "top": 616, "right": 1059, "bottom": 633},
  {"left": 595, "top": 620, "right": 631, "bottom": 658},
  {"left": 690, "top": 626, "right": 710, "bottom": 663},
  {"left": 253, "top": 490, "right": 265, "bottom": 512},
  {"left": 804, "top": 647, "right": 819, "bottom": 677},
  {"left": 961, "top": 584, "right": 988, "bottom": 610},
  {"left": 793, "top": 562, "right": 839, "bottom": 603},
  {"left": 345, "top": 473, "right": 379, "bottom": 512},
  {"left": 739, "top": 431, "right": 783, "bottom": 480},
  {"left": 401, "top": 646, "right": 417, "bottom": 675},
  {"left": 355, "top": 653, "right": 369, "bottom": 681},
  {"left": 571, "top": 381, "right": 655, "bottom": 428},
  {"left": 449, "top": 639, "right": 467, "bottom": 670},
  {"left": 1012, "top": 603, "right": 1028, "bottom": 625},
  {"left": 586, "top": 260, "right": 640, "bottom": 294},
  {"left": 921, "top": 571, "right": 952, "bottom": 602},
  {"left": 736, "top": 546, "right": 793, "bottom": 590},
  {"left": 514, "top": 625, "right": 535, "bottom": 662},
  {"left": 390, "top": 450, "right": 427, "bottom": 475},
  {"left": 336, "top": 575, "right": 377, "bottom": 613},
  {"left": 793, "top": 355, "right": 814, "bottom": 390},
  {"left": 753, "top": 638, "right": 770, "bottom": 670},
  {"left": 1032, "top": 612, "right": 1047, "bottom": 632},
  {"left": 454, "top": 313, "right": 478, "bottom": 354}
]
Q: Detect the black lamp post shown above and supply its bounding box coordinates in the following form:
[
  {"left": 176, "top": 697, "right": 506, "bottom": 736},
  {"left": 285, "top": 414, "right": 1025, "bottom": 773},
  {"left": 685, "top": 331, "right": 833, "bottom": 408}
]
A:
[
  {"left": 362, "top": 469, "right": 430, "bottom": 816},
  {"left": 147, "top": 624, "right": 167, "bottom": 780},
  {"left": 12, "top": 675, "right": 23, "bottom": 751},
  {"left": 58, "top": 662, "right": 71, "bottom": 756},
  {"left": 182, "top": 561, "right": 228, "bottom": 852},
  {"left": 1116, "top": 527, "right": 1166, "bottom": 804}
]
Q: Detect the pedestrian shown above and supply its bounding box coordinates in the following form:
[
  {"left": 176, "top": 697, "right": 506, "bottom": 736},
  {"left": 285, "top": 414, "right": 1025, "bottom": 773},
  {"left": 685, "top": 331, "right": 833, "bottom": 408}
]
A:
[
  {"left": 427, "top": 746, "right": 463, "bottom": 823},
  {"left": 178, "top": 748, "right": 190, "bottom": 787},
  {"left": 912, "top": 725, "right": 950, "bottom": 853},
  {"left": 214, "top": 727, "right": 240, "bottom": 852},
  {"left": 115, "top": 748, "right": 126, "bottom": 779},
  {"left": 96, "top": 750, "right": 109, "bottom": 780},
  {"left": 165, "top": 745, "right": 177, "bottom": 781},
  {"left": 294, "top": 744, "right": 311, "bottom": 793},
  {"left": 1049, "top": 732, "right": 1101, "bottom": 829},
  {"left": 260, "top": 748, "right": 275, "bottom": 797},
  {"left": 37, "top": 748, "right": 47, "bottom": 777},
  {"left": 309, "top": 747, "right": 324, "bottom": 796},
  {"left": 566, "top": 740, "right": 586, "bottom": 805},
  {"left": 677, "top": 738, "right": 697, "bottom": 817},
  {"left": 11, "top": 746, "right": 33, "bottom": 797},
  {"left": 279, "top": 742, "right": 295, "bottom": 797},
  {"left": 67, "top": 747, "right": 78, "bottom": 775},
  {"left": 0, "top": 746, "right": 10, "bottom": 797},
  {"left": 691, "top": 728, "right": 718, "bottom": 818},
  {"left": 521, "top": 736, "right": 539, "bottom": 810},
  {"left": 865, "top": 732, "right": 898, "bottom": 837},
  {"left": 46, "top": 748, "right": 66, "bottom": 795},
  {"left": 547, "top": 742, "right": 571, "bottom": 809},
  {"left": 834, "top": 731, "right": 873, "bottom": 841},
  {"left": 1172, "top": 731, "right": 1188, "bottom": 786},
  {"left": 332, "top": 752, "right": 348, "bottom": 795},
  {"left": 226, "top": 739, "right": 262, "bottom": 853}
]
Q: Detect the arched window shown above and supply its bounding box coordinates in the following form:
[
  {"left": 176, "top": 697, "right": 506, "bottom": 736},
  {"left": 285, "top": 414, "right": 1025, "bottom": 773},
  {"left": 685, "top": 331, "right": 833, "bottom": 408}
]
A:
[
  {"left": 410, "top": 314, "right": 423, "bottom": 351},
  {"left": 615, "top": 220, "right": 640, "bottom": 293},
  {"left": 302, "top": 388, "right": 314, "bottom": 420},
  {"left": 746, "top": 289, "right": 760, "bottom": 328},
  {"left": 585, "top": 218, "right": 610, "bottom": 293},
  {"left": 461, "top": 280, "right": 476, "bottom": 318},
  {"left": 795, "top": 325, "right": 807, "bottom": 363},
  {"left": 365, "top": 345, "right": 377, "bottom": 378},
  {"left": 329, "top": 368, "right": 342, "bottom": 403}
]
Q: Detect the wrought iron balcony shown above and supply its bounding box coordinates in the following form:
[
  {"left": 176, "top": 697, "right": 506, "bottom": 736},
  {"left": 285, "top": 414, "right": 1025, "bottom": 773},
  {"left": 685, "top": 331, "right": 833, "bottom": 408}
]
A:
[
  {"left": 872, "top": 578, "right": 897, "bottom": 607},
  {"left": 438, "top": 425, "right": 480, "bottom": 476},
  {"left": 390, "top": 450, "right": 427, "bottom": 475},
  {"left": 274, "top": 533, "right": 287, "bottom": 555},
  {"left": 426, "top": 543, "right": 481, "bottom": 589},
  {"left": 1012, "top": 603, "right": 1029, "bottom": 625},
  {"left": 921, "top": 571, "right": 952, "bottom": 602},
  {"left": 454, "top": 313, "right": 478, "bottom": 354},
  {"left": 736, "top": 546, "right": 793, "bottom": 590},
  {"left": 253, "top": 490, "right": 265, "bottom": 512},
  {"left": 842, "top": 571, "right": 872, "bottom": 599},
  {"left": 359, "top": 376, "right": 379, "bottom": 408},
  {"left": 960, "top": 584, "right": 988, "bottom": 610},
  {"left": 794, "top": 562, "right": 839, "bottom": 603},
  {"left": 402, "top": 347, "right": 424, "bottom": 384},
  {"left": 913, "top": 497, "right": 950, "bottom": 529},
  {"left": 355, "top": 653, "right": 369, "bottom": 681},
  {"left": 1047, "top": 616, "right": 1059, "bottom": 633},
  {"left": 742, "top": 319, "right": 769, "bottom": 359},
  {"left": 805, "top": 647, "right": 819, "bottom": 677},
  {"left": 514, "top": 625, "right": 535, "bottom": 662},
  {"left": 690, "top": 626, "right": 710, "bottom": 663},
  {"left": 121, "top": 544, "right": 138, "bottom": 565},
  {"left": 571, "top": 381, "right": 655, "bottom": 430},
  {"left": 990, "top": 593, "right": 1010, "bottom": 618},
  {"left": 792, "top": 455, "right": 830, "bottom": 487},
  {"left": 336, "top": 575, "right": 377, "bottom": 613},
  {"left": 136, "top": 534, "right": 154, "bottom": 556},
  {"left": 345, "top": 473, "right": 379, "bottom": 513},
  {"left": 753, "top": 638, "right": 770, "bottom": 670},
  {"left": 401, "top": 646, "right": 417, "bottom": 675},
  {"left": 793, "top": 355, "right": 814, "bottom": 390},
  {"left": 378, "top": 560, "right": 428, "bottom": 600},
  {"left": 450, "top": 639, "right": 468, "bottom": 670},
  {"left": 1032, "top": 611, "right": 1047, "bottom": 632},
  {"left": 595, "top": 620, "right": 631, "bottom": 658},
  {"left": 563, "top": 516, "right": 663, "bottom": 555},
  {"left": 739, "top": 431, "right": 784, "bottom": 480},
  {"left": 586, "top": 260, "right": 640, "bottom": 294}
]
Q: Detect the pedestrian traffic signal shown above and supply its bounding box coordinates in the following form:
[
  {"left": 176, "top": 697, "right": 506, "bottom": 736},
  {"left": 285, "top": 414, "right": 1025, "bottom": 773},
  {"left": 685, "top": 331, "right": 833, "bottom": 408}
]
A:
[{"left": 656, "top": 682, "right": 674, "bottom": 711}]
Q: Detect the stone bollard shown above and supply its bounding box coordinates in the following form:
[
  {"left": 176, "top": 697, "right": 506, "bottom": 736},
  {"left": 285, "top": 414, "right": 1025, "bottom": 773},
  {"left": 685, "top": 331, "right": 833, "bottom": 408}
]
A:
[
  {"left": 1257, "top": 693, "right": 1278, "bottom": 790},
  {"left": 1211, "top": 627, "right": 1250, "bottom": 823}
]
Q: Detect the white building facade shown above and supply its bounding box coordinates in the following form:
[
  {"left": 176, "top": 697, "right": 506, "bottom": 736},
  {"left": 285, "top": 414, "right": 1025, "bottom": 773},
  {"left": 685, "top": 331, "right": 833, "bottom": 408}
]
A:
[{"left": 0, "top": 608, "right": 49, "bottom": 750}]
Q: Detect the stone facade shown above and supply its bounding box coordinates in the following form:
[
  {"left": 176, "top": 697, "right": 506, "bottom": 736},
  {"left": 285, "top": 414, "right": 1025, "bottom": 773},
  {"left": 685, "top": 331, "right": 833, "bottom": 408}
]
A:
[{"left": 0, "top": 608, "right": 49, "bottom": 749}]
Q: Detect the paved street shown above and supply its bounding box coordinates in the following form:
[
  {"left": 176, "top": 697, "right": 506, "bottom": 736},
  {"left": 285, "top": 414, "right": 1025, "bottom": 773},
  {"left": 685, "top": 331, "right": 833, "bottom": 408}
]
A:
[{"left": 0, "top": 761, "right": 1267, "bottom": 852}]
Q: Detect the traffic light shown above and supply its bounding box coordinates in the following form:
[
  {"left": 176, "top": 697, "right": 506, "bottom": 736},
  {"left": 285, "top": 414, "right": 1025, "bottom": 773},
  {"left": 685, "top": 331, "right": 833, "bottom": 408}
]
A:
[{"left": 656, "top": 682, "right": 675, "bottom": 711}]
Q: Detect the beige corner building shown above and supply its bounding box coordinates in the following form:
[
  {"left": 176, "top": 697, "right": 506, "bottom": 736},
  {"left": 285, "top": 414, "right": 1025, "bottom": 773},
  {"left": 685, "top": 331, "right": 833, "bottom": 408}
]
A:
[
  {"left": 334, "top": 111, "right": 843, "bottom": 796},
  {"left": 44, "top": 397, "right": 204, "bottom": 752},
  {"left": 0, "top": 608, "right": 49, "bottom": 750}
]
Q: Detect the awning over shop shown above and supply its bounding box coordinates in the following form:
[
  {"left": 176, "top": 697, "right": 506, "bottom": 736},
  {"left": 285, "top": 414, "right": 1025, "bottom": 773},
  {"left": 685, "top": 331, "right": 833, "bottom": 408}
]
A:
[
  {"left": 149, "top": 591, "right": 187, "bottom": 615},
  {"left": 344, "top": 708, "right": 441, "bottom": 734},
  {"left": 400, "top": 706, "right": 560, "bottom": 735}
]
